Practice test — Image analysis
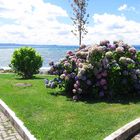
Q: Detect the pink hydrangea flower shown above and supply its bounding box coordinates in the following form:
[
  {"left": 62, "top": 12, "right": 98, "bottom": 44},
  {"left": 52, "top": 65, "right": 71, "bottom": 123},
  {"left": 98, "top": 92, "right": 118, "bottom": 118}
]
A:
[
  {"left": 128, "top": 47, "right": 136, "bottom": 54},
  {"left": 71, "top": 58, "right": 77, "bottom": 62},
  {"left": 74, "top": 84, "right": 79, "bottom": 89},
  {"left": 102, "top": 71, "right": 107, "bottom": 77},
  {"left": 116, "top": 47, "right": 124, "bottom": 53},
  {"left": 67, "top": 51, "right": 73, "bottom": 56},
  {"left": 100, "top": 79, "right": 107, "bottom": 86}
]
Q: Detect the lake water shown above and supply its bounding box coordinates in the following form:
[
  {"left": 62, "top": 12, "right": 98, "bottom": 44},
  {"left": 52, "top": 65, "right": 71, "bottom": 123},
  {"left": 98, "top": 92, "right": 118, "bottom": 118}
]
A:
[
  {"left": 0, "top": 44, "right": 78, "bottom": 68},
  {"left": 0, "top": 44, "right": 139, "bottom": 68}
]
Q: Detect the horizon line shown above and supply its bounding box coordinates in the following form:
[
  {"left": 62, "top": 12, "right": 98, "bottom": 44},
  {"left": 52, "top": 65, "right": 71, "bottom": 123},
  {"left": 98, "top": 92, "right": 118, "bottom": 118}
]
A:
[
  {"left": 0, "top": 42, "right": 79, "bottom": 47},
  {"left": 0, "top": 43, "right": 140, "bottom": 46}
]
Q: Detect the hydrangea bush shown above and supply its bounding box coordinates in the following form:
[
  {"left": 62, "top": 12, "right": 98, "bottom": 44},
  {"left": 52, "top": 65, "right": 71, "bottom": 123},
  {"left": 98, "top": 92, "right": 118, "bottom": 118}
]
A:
[{"left": 45, "top": 40, "right": 140, "bottom": 100}]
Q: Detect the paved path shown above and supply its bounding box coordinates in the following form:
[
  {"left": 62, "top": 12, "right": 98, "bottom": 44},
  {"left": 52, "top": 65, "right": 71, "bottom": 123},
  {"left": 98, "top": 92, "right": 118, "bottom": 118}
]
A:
[{"left": 0, "top": 111, "right": 23, "bottom": 140}]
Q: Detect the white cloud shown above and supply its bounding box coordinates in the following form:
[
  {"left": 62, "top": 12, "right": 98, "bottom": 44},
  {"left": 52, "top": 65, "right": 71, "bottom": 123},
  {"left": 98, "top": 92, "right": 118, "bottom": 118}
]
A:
[
  {"left": 0, "top": 0, "right": 77, "bottom": 45},
  {"left": 118, "top": 4, "right": 127, "bottom": 11},
  {"left": 83, "top": 13, "right": 140, "bottom": 45},
  {"left": 0, "top": 0, "right": 140, "bottom": 45},
  {"left": 118, "top": 4, "right": 136, "bottom": 12}
]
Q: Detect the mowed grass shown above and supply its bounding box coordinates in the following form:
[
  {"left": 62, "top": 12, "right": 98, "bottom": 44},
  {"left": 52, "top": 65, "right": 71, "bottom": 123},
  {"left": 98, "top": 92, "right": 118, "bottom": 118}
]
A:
[{"left": 0, "top": 74, "right": 140, "bottom": 140}]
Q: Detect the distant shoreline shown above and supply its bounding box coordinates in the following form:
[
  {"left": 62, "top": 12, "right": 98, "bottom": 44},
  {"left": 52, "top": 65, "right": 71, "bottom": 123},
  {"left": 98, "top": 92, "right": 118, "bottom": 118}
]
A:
[
  {"left": 0, "top": 66, "right": 50, "bottom": 69},
  {"left": 0, "top": 43, "right": 78, "bottom": 48},
  {"left": 0, "top": 67, "right": 50, "bottom": 74}
]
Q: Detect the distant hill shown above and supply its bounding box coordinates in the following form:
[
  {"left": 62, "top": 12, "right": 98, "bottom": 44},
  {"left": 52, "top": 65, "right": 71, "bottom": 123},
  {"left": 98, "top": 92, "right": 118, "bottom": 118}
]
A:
[{"left": 0, "top": 43, "right": 78, "bottom": 49}]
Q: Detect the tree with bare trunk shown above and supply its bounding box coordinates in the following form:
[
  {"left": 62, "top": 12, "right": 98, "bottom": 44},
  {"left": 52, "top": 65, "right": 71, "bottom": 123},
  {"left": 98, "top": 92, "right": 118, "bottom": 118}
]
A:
[{"left": 70, "top": 0, "right": 89, "bottom": 46}]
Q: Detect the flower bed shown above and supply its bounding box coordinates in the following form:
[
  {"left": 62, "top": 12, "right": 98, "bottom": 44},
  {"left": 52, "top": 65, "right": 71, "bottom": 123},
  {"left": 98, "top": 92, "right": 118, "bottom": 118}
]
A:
[{"left": 45, "top": 40, "right": 140, "bottom": 100}]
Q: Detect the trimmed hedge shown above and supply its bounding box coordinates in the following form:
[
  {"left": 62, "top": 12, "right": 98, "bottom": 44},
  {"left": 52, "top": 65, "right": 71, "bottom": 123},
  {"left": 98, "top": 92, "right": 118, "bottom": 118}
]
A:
[{"left": 11, "top": 47, "right": 43, "bottom": 79}]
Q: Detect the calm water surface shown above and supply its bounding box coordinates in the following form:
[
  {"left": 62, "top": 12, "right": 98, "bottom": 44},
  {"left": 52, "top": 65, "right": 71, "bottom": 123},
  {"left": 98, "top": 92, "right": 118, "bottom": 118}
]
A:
[
  {"left": 0, "top": 44, "right": 139, "bottom": 68},
  {"left": 0, "top": 45, "right": 78, "bottom": 68}
]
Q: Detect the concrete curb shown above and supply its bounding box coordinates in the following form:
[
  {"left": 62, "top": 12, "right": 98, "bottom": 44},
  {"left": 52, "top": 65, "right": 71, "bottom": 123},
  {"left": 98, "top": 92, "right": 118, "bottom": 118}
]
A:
[
  {"left": 0, "top": 99, "right": 36, "bottom": 140},
  {"left": 104, "top": 118, "right": 140, "bottom": 140}
]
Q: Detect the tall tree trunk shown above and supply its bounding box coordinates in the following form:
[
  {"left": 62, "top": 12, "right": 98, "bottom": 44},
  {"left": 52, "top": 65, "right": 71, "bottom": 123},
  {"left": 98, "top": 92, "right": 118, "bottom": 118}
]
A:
[
  {"left": 79, "top": 29, "right": 81, "bottom": 46},
  {"left": 79, "top": 7, "right": 82, "bottom": 46}
]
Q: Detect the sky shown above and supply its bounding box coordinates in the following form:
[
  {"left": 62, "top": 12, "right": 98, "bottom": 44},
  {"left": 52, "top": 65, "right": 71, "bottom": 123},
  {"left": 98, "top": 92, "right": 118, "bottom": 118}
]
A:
[{"left": 0, "top": 0, "right": 140, "bottom": 45}]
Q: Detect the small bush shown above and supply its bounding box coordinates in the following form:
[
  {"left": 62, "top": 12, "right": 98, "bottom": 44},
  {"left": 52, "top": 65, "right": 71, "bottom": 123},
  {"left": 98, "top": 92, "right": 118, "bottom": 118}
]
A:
[
  {"left": 11, "top": 47, "right": 43, "bottom": 79},
  {"left": 45, "top": 40, "right": 140, "bottom": 100}
]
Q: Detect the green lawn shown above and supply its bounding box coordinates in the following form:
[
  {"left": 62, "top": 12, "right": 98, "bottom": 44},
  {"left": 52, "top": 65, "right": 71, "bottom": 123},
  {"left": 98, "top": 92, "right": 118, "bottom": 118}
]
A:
[{"left": 0, "top": 74, "right": 140, "bottom": 140}]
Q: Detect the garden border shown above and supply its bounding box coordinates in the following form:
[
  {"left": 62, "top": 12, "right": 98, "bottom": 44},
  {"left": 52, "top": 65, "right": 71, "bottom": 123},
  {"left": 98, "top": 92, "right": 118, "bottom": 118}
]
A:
[
  {"left": 104, "top": 118, "right": 140, "bottom": 140},
  {"left": 0, "top": 99, "right": 36, "bottom": 140}
]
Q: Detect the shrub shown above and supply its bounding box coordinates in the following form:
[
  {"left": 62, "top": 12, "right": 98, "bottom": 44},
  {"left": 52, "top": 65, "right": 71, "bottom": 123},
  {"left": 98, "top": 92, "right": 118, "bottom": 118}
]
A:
[
  {"left": 45, "top": 40, "right": 140, "bottom": 100},
  {"left": 11, "top": 47, "right": 43, "bottom": 79}
]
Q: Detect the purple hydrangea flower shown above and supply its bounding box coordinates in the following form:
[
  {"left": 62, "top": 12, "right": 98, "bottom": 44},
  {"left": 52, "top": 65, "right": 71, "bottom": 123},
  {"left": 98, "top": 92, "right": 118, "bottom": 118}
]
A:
[
  {"left": 45, "top": 79, "right": 49, "bottom": 84},
  {"left": 81, "top": 76, "right": 87, "bottom": 81},
  {"left": 75, "top": 76, "right": 79, "bottom": 81},
  {"left": 70, "top": 72, "right": 76, "bottom": 78},
  {"left": 50, "top": 82, "right": 56, "bottom": 88},
  {"left": 109, "top": 45, "right": 116, "bottom": 50},
  {"left": 99, "top": 91, "right": 104, "bottom": 97}
]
